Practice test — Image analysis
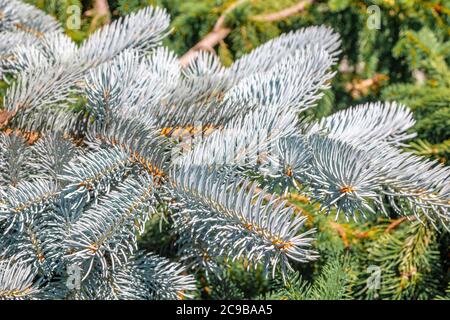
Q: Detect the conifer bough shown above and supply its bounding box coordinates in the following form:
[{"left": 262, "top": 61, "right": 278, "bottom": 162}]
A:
[{"left": 0, "top": 0, "right": 448, "bottom": 300}]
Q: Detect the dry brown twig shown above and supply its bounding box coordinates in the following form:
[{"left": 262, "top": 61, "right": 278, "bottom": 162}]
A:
[
  {"left": 179, "top": 0, "right": 313, "bottom": 67},
  {"left": 329, "top": 221, "right": 350, "bottom": 247},
  {"left": 345, "top": 73, "right": 389, "bottom": 99},
  {"left": 85, "top": 0, "right": 111, "bottom": 33},
  {"left": 178, "top": 0, "right": 247, "bottom": 67},
  {"left": 384, "top": 216, "right": 417, "bottom": 233},
  {"left": 250, "top": 0, "right": 313, "bottom": 22}
]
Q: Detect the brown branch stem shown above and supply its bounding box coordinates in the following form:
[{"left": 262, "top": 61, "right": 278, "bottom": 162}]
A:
[
  {"left": 179, "top": 0, "right": 248, "bottom": 67},
  {"left": 85, "top": 0, "right": 111, "bottom": 33},
  {"left": 179, "top": 0, "right": 314, "bottom": 67},
  {"left": 250, "top": 0, "right": 313, "bottom": 22}
]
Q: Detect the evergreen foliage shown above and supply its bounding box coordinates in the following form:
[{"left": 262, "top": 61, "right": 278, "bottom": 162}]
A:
[{"left": 0, "top": 0, "right": 449, "bottom": 300}]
